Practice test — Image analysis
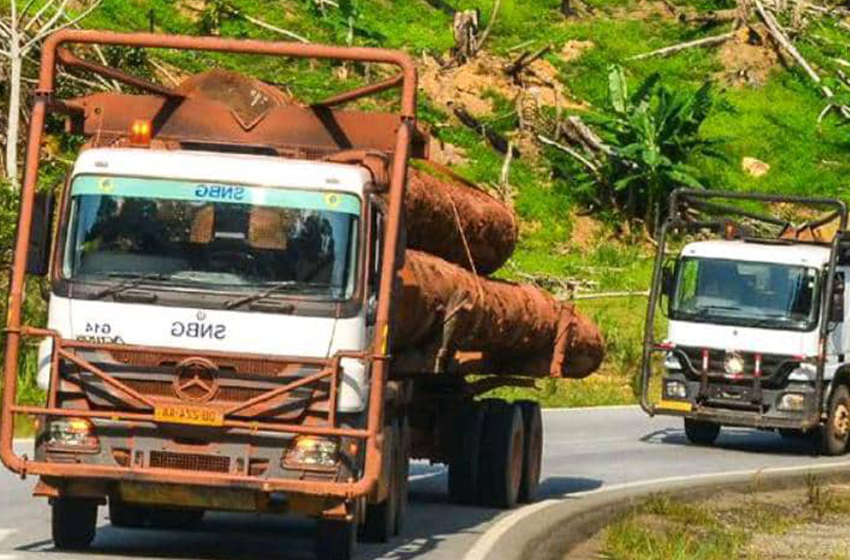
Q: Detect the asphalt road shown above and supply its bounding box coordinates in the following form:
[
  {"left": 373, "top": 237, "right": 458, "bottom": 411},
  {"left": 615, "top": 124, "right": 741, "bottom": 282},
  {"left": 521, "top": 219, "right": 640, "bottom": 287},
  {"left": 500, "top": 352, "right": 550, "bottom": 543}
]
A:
[{"left": 0, "top": 406, "right": 840, "bottom": 560}]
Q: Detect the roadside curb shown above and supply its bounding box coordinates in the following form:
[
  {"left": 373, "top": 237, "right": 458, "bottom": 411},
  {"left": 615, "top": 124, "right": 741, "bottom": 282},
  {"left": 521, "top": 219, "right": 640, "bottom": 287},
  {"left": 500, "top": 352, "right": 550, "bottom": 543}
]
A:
[{"left": 464, "top": 460, "right": 850, "bottom": 560}]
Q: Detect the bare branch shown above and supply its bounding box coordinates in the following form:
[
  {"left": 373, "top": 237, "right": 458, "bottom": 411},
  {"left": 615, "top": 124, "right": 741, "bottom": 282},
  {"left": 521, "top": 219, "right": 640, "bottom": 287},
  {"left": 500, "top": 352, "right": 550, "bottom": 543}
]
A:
[
  {"left": 477, "top": 0, "right": 502, "bottom": 51},
  {"left": 0, "top": 18, "right": 12, "bottom": 39},
  {"left": 148, "top": 57, "right": 180, "bottom": 87},
  {"left": 538, "top": 135, "right": 601, "bottom": 179},
  {"left": 629, "top": 31, "right": 734, "bottom": 61},
  {"left": 24, "top": 0, "right": 101, "bottom": 54},
  {"left": 18, "top": 0, "right": 41, "bottom": 24},
  {"left": 241, "top": 13, "right": 309, "bottom": 43},
  {"left": 23, "top": 0, "right": 70, "bottom": 47},
  {"left": 23, "top": 0, "right": 61, "bottom": 33}
]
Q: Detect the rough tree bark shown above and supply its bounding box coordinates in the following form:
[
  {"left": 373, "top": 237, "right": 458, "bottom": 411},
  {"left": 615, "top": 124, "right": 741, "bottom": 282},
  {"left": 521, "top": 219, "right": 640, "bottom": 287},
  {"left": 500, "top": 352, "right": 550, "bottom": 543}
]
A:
[{"left": 451, "top": 10, "right": 479, "bottom": 64}]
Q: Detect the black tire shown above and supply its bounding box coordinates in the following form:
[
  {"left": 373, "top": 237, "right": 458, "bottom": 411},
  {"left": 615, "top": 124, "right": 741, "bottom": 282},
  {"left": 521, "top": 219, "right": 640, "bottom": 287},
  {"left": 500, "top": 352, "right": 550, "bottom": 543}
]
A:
[
  {"left": 108, "top": 499, "right": 148, "bottom": 528},
  {"left": 820, "top": 384, "right": 850, "bottom": 456},
  {"left": 478, "top": 400, "right": 525, "bottom": 509},
  {"left": 448, "top": 401, "right": 486, "bottom": 505},
  {"left": 684, "top": 418, "right": 720, "bottom": 446},
  {"left": 517, "top": 401, "right": 543, "bottom": 503},
  {"left": 316, "top": 518, "right": 356, "bottom": 560},
  {"left": 361, "top": 422, "right": 399, "bottom": 543},
  {"left": 52, "top": 497, "right": 98, "bottom": 550},
  {"left": 394, "top": 415, "right": 411, "bottom": 536}
]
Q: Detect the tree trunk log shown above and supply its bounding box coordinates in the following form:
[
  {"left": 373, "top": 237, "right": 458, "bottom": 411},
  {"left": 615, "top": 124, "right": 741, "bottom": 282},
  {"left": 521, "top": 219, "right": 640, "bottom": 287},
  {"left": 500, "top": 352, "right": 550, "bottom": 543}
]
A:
[
  {"left": 392, "top": 250, "right": 604, "bottom": 379},
  {"left": 451, "top": 10, "right": 479, "bottom": 64}
]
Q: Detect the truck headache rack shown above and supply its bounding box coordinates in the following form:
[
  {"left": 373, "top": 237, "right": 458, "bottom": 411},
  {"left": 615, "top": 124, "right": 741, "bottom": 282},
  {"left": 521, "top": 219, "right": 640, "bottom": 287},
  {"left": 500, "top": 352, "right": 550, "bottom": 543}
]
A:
[
  {"left": 1, "top": 30, "right": 419, "bottom": 499},
  {"left": 669, "top": 189, "right": 849, "bottom": 244},
  {"left": 640, "top": 189, "right": 850, "bottom": 429}
]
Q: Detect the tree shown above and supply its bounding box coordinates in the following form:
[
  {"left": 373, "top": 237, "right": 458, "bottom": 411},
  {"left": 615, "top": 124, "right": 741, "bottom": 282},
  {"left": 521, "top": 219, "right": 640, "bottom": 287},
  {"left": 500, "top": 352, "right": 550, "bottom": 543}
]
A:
[{"left": 0, "top": 0, "right": 101, "bottom": 187}]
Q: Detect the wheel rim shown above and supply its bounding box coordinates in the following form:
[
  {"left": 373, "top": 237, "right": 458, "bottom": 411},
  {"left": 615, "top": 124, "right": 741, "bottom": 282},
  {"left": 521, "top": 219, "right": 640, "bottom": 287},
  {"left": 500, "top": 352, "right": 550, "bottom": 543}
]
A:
[{"left": 834, "top": 403, "right": 850, "bottom": 439}]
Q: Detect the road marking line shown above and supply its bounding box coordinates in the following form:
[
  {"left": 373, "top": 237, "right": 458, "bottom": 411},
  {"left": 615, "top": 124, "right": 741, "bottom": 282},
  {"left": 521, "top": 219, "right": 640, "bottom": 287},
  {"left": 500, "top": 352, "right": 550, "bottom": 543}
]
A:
[{"left": 463, "top": 459, "right": 850, "bottom": 560}]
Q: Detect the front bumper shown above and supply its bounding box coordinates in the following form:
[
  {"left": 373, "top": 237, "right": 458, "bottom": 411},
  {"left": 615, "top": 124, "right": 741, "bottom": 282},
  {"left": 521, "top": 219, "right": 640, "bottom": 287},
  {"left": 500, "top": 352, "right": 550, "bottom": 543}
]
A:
[{"left": 655, "top": 374, "right": 820, "bottom": 430}]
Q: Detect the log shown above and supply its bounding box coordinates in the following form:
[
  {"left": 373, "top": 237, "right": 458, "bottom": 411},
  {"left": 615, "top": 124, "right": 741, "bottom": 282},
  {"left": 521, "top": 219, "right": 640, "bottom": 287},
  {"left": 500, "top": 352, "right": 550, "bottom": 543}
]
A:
[
  {"left": 405, "top": 161, "right": 517, "bottom": 274},
  {"left": 393, "top": 251, "right": 604, "bottom": 379}
]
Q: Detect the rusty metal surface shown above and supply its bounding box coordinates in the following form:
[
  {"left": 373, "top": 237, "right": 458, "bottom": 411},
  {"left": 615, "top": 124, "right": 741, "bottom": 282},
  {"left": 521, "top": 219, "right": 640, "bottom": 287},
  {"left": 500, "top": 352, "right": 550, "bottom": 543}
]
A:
[
  {"left": 2, "top": 29, "right": 419, "bottom": 501},
  {"left": 405, "top": 161, "right": 517, "bottom": 275},
  {"left": 65, "top": 92, "right": 427, "bottom": 158},
  {"left": 393, "top": 251, "right": 604, "bottom": 379},
  {"left": 175, "top": 69, "right": 298, "bottom": 130}
]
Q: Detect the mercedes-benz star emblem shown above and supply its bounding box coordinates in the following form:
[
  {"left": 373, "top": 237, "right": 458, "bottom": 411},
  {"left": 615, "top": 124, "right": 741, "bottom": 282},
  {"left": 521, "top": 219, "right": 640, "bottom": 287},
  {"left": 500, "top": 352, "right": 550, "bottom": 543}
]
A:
[{"left": 173, "top": 358, "right": 219, "bottom": 403}]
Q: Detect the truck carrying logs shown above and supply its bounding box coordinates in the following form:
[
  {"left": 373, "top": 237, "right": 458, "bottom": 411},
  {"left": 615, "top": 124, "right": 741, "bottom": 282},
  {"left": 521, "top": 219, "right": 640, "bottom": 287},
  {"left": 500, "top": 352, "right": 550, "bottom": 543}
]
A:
[
  {"left": 3, "top": 34, "right": 607, "bottom": 558},
  {"left": 175, "top": 70, "right": 603, "bottom": 379}
]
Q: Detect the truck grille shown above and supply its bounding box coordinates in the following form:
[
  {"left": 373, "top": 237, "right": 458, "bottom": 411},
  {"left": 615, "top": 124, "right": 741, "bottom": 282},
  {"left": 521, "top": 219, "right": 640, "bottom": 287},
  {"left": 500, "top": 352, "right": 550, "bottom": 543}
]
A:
[
  {"left": 121, "top": 379, "right": 268, "bottom": 403},
  {"left": 676, "top": 347, "right": 793, "bottom": 383},
  {"left": 149, "top": 451, "right": 230, "bottom": 473}
]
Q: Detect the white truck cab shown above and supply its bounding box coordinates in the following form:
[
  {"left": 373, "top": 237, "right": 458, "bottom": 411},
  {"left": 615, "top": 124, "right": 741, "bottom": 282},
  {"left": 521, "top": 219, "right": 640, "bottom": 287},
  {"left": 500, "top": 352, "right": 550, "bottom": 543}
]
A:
[
  {"left": 642, "top": 190, "right": 850, "bottom": 455},
  {"left": 38, "top": 147, "right": 374, "bottom": 412}
]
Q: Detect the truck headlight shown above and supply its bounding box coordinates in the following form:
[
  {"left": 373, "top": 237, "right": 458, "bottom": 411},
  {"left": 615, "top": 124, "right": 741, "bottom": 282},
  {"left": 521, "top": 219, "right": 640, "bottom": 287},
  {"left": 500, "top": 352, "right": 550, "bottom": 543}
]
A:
[
  {"left": 46, "top": 418, "right": 99, "bottom": 451},
  {"left": 724, "top": 352, "right": 745, "bottom": 376},
  {"left": 777, "top": 393, "right": 806, "bottom": 412},
  {"left": 284, "top": 436, "right": 339, "bottom": 468},
  {"left": 664, "top": 380, "right": 688, "bottom": 399}
]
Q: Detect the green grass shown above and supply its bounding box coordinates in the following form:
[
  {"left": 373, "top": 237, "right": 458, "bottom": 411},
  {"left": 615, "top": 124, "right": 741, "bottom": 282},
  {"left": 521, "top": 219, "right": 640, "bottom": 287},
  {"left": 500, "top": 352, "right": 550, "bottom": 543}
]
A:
[{"left": 601, "top": 484, "right": 850, "bottom": 560}]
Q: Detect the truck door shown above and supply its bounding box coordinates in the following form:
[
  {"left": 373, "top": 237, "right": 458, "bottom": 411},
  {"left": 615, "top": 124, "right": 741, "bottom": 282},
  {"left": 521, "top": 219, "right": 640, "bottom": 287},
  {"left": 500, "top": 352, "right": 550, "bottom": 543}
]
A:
[
  {"left": 827, "top": 268, "right": 850, "bottom": 370},
  {"left": 366, "top": 201, "right": 384, "bottom": 344}
]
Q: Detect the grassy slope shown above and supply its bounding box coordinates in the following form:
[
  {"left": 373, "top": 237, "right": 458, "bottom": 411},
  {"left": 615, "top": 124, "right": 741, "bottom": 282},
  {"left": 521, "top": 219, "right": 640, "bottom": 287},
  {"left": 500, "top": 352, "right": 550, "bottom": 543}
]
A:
[{"left": 6, "top": 0, "right": 850, "bottom": 408}]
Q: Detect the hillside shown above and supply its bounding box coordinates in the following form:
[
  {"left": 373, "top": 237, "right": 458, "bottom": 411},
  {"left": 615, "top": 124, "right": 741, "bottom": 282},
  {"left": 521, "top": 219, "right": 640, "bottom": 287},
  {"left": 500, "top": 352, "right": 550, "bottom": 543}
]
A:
[{"left": 3, "top": 0, "right": 850, "bottom": 406}]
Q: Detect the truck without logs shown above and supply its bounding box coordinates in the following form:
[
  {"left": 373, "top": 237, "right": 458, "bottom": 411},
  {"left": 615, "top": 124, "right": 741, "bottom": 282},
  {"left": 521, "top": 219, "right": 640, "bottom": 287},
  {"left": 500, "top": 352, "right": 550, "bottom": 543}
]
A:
[
  {"left": 641, "top": 189, "right": 850, "bottom": 456},
  {"left": 0, "top": 31, "right": 604, "bottom": 559}
]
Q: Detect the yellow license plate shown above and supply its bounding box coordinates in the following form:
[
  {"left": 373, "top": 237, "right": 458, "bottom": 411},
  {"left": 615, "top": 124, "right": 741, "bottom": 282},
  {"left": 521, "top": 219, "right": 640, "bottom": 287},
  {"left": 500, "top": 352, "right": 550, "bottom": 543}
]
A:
[
  {"left": 656, "top": 399, "right": 693, "bottom": 413},
  {"left": 154, "top": 405, "right": 224, "bottom": 427}
]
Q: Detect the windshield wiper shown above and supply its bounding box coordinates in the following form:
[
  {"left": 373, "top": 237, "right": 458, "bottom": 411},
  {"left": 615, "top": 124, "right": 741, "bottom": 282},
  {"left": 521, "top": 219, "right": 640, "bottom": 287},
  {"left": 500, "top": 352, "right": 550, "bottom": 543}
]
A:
[
  {"left": 92, "top": 272, "right": 171, "bottom": 299},
  {"left": 749, "top": 315, "right": 803, "bottom": 328},
  {"left": 224, "top": 281, "right": 301, "bottom": 310}
]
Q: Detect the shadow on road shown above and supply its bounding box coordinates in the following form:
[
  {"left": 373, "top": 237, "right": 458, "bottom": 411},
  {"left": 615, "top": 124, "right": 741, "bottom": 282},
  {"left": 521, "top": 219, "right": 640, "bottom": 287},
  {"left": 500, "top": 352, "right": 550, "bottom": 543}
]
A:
[
  {"left": 13, "top": 465, "right": 602, "bottom": 560},
  {"left": 640, "top": 426, "right": 819, "bottom": 457}
]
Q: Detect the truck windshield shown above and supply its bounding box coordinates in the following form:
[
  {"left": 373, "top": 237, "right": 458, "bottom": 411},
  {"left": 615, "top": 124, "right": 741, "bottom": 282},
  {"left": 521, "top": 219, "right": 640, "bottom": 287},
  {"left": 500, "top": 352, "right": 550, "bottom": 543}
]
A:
[
  {"left": 670, "top": 257, "right": 820, "bottom": 331},
  {"left": 62, "top": 175, "right": 360, "bottom": 300}
]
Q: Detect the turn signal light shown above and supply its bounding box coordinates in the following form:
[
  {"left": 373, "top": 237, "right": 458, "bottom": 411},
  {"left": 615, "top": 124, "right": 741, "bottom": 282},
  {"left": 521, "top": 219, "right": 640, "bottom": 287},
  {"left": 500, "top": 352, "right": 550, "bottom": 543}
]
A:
[{"left": 129, "top": 119, "right": 152, "bottom": 146}]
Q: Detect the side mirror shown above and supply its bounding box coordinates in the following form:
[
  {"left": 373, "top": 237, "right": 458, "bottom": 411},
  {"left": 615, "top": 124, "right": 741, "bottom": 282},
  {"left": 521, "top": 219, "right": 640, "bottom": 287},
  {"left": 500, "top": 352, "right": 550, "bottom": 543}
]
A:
[
  {"left": 661, "top": 263, "right": 675, "bottom": 297},
  {"left": 830, "top": 273, "right": 845, "bottom": 323},
  {"left": 26, "top": 191, "right": 55, "bottom": 276},
  {"left": 366, "top": 294, "right": 378, "bottom": 326}
]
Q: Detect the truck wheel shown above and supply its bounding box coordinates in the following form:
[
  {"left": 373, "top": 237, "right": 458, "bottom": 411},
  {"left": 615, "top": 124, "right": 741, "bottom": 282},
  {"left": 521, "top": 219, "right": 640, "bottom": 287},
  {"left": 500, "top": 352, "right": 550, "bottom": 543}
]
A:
[
  {"left": 316, "top": 518, "right": 356, "bottom": 560},
  {"left": 448, "top": 401, "right": 486, "bottom": 505},
  {"left": 479, "top": 400, "right": 525, "bottom": 509},
  {"left": 52, "top": 497, "right": 98, "bottom": 550},
  {"left": 820, "top": 384, "right": 850, "bottom": 456},
  {"left": 684, "top": 418, "right": 720, "bottom": 445},
  {"left": 517, "top": 401, "right": 543, "bottom": 503},
  {"left": 394, "top": 415, "right": 411, "bottom": 536},
  {"left": 109, "top": 499, "right": 148, "bottom": 528},
  {"left": 361, "top": 421, "right": 399, "bottom": 543}
]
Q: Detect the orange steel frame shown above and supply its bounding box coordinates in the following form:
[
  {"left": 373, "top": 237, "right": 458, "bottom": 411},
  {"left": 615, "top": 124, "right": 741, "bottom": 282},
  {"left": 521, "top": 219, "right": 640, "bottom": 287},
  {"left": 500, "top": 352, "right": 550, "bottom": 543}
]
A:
[{"left": 0, "top": 30, "right": 417, "bottom": 500}]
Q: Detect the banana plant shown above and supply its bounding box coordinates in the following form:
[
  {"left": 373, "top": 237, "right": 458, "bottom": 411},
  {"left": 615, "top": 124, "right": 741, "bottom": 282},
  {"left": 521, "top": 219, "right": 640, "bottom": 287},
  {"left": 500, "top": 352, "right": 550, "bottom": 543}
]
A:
[{"left": 590, "top": 65, "right": 719, "bottom": 234}]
